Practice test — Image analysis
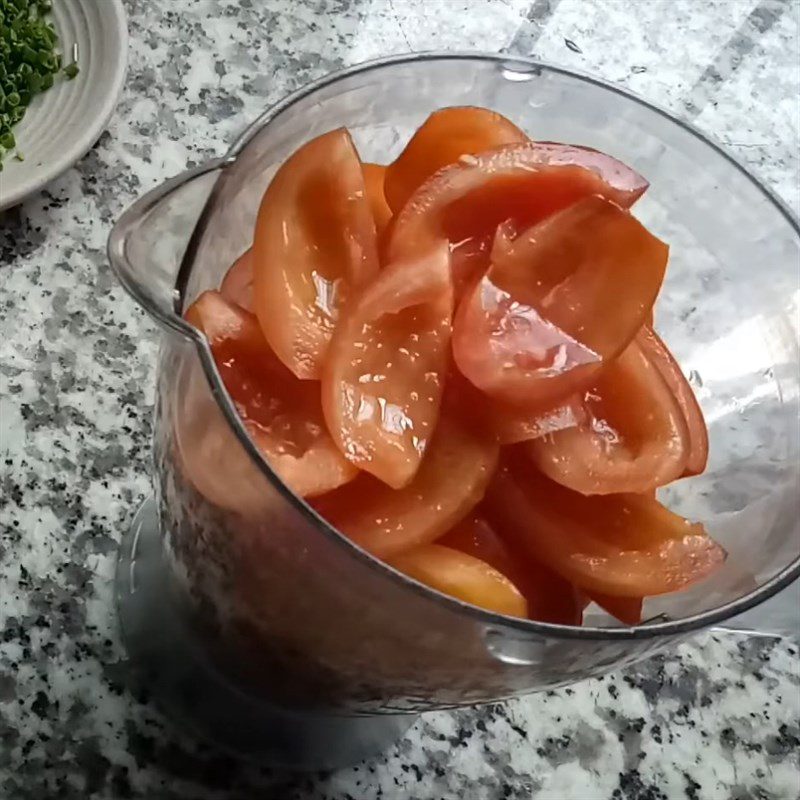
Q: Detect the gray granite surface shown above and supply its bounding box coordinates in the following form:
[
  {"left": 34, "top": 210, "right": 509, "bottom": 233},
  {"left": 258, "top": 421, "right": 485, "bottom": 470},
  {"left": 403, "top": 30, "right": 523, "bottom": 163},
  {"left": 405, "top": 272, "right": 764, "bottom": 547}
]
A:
[{"left": 1, "top": 0, "right": 800, "bottom": 798}]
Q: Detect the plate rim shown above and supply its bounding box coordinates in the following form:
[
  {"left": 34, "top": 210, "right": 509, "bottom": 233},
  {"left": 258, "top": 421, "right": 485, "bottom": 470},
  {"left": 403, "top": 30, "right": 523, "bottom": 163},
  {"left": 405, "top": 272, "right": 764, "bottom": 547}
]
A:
[{"left": 0, "top": 0, "right": 129, "bottom": 212}]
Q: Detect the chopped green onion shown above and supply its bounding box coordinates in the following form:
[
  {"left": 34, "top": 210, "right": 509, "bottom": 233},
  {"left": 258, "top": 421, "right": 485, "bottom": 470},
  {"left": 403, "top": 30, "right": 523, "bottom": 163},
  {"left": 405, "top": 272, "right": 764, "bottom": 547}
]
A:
[{"left": 0, "top": 0, "right": 78, "bottom": 164}]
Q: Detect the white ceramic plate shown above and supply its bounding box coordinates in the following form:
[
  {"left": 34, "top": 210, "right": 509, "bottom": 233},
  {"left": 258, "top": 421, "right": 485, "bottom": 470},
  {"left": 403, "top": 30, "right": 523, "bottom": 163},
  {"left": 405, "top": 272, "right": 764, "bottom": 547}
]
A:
[{"left": 0, "top": 0, "right": 128, "bottom": 211}]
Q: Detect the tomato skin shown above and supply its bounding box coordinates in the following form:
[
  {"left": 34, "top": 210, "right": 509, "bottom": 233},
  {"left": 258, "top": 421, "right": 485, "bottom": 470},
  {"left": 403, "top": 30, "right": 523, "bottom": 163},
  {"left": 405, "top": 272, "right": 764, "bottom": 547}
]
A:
[
  {"left": 184, "top": 291, "right": 358, "bottom": 498},
  {"left": 219, "top": 248, "right": 254, "bottom": 312},
  {"left": 362, "top": 162, "right": 393, "bottom": 238},
  {"left": 322, "top": 242, "right": 453, "bottom": 489},
  {"left": 638, "top": 326, "right": 709, "bottom": 476},
  {"left": 583, "top": 592, "right": 643, "bottom": 625},
  {"left": 526, "top": 336, "right": 689, "bottom": 495},
  {"left": 386, "top": 544, "right": 528, "bottom": 618},
  {"left": 244, "top": 149, "right": 388, "bottom": 327},
  {"left": 452, "top": 197, "right": 668, "bottom": 410},
  {"left": 312, "top": 416, "right": 499, "bottom": 559},
  {"left": 384, "top": 106, "right": 527, "bottom": 214},
  {"left": 484, "top": 461, "right": 725, "bottom": 598},
  {"left": 440, "top": 514, "right": 583, "bottom": 624},
  {"left": 252, "top": 128, "right": 379, "bottom": 379},
  {"left": 388, "top": 141, "right": 649, "bottom": 291}
]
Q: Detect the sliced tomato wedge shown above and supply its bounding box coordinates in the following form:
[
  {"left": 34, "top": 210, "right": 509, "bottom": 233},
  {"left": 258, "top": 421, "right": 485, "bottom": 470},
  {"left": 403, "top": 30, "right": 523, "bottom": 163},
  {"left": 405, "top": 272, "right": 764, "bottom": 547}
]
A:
[
  {"left": 384, "top": 106, "right": 527, "bottom": 215},
  {"left": 484, "top": 461, "right": 725, "bottom": 597},
  {"left": 452, "top": 197, "right": 668, "bottom": 410},
  {"left": 443, "top": 362, "right": 587, "bottom": 446},
  {"left": 184, "top": 291, "right": 358, "bottom": 497},
  {"left": 583, "top": 592, "right": 643, "bottom": 625},
  {"left": 252, "top": 128, "right": 379, "bottom": 379},
  {"left": 638, "top": 326, "right": 709, "bottom": 476},
  {"left": 388, "top": 141, "right": 649, "bottom": 290},
  {"left": 362, "top": 162, "right": 393, "bottom": 238},
  {"left": 488, "top": 396, "right": 586, "bottom": 445},
  {"left": 312, "top": 415, "right": 498, "bottom": 558},
  {"left": 386, "top": 544, "right": 527, "bottom": 618},
  {"left": 322, "top": 242, "right": 453, "bottom": 489},
  {"left": 219, "top": 248, "right": 254, "bottom": 312},
  {"left": 526, "top": 337, "right": 689, "bottom": 494},
  {"left": 440, "top": 514, "right": 583, "bottom": 624},
  {"left": 185, "top": 289, "right": 285, "bottom": 371},
  {"left": 174, "top": 367, "right": 271, "bottom": 516}
]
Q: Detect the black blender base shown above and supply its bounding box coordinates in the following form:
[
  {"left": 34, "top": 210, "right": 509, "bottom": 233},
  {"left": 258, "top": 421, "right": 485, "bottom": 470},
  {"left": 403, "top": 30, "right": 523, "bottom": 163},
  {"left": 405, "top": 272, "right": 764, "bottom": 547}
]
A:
[{"left": 115, "top": 497, "right": 417, "bottom": 770}]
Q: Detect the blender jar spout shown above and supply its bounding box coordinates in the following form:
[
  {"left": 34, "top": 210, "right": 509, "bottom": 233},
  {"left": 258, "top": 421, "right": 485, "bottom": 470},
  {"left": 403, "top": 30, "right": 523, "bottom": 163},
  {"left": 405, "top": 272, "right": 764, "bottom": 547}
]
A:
[{"left": 107, "top": 159, "right": 228, "bottom": 335}]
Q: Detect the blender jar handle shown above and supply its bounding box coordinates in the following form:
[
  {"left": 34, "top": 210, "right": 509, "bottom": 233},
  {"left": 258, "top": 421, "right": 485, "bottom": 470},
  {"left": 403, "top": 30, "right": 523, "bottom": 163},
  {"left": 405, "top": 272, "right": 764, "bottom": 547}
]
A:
[{"left": 107, "top": 159, "right": 228, "bottom": 335}]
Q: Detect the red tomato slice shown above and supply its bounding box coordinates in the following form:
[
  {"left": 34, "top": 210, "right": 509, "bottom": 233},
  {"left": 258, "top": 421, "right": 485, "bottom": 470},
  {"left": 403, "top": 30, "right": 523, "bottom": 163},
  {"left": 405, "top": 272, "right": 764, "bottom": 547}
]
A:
[
  {"left": 384, "top": 106, "right": 527, "bottom": 215},
  {"left": 484, "top": 461, "right": 725, "bottom": 597},
  {"left": 638, "top": 326, "right": 709, "bottom": 476},
  {"left": 526, "top": 337, "right": 689, "bottom": 494},
  {"left": 388, "top": 141, "right": 649, "bottom": 291},
  {"left": 362, "top": 162, "right": 393, "bottom": 238},
  {"left": 386, "top": 544, "right": 527, "bottom": 618},
  {"left": 440, "top": 514, "right": 583, "bottom": 624},
  {"left": 185, "top": 289, "right": 284, "bottom": 370},
  {"left": 443, "top": 363, "right": 587, "bottom": 446},
  {"left": 173, "top": 366, "right": 270, "bottom": 516},
  {"left": 184, "top": 291, "right": 358, "bottom": 497},
  {"left": 489, "top": 396, "right": 586, "bottom": 445},
  {"left": 322, "top": 242, "right": 453, "bottom": 489},
  {"left": 583, "top": 592, "right": 643, "bottom": 625},
  {"left": 452, "top": 197, "right": 668, "bottom": 410},
  {"left": 439, "top": 363, "right": 495, "bottom": 439},
  {"left": 312, "top": 415, "right": 499, "bottom": 558},
  {"left": 252, "top": 128, "right": 379, "bottom": 379},
  {"left": 219, "top": 248, "right": 254, "bottom": 312}
]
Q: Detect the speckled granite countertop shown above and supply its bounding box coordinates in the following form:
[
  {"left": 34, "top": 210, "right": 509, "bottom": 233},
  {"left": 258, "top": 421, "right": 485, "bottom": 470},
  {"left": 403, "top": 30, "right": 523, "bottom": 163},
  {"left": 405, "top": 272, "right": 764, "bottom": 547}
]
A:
[{"left": 1, "top": 0, "right": 799, "bottom": 798}]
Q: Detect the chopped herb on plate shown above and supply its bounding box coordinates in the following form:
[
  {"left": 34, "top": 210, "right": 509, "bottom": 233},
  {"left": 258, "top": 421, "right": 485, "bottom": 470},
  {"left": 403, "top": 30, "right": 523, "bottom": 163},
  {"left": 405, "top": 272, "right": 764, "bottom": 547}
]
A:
[{"left": 0, "top": 0, "right": 79, "bottom": 163}]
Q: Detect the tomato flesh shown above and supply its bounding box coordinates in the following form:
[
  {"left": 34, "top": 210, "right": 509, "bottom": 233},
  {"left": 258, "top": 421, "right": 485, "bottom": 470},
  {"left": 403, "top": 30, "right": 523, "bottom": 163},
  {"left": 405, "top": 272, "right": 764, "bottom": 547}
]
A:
[
  {"left": 526, "top": 336, "right": 689, "bottom": 494},
  {"left": 638, "top": 326, "right": 709, "bottom": 476},
  {"left": 488, "top": 396, "right": 586, "bottom": 445},
  {"left": 484, "top": 461, "right": 725, "bottom": 597},
  {"left": 174, "top": 368, "right": 271, "bottom": 516},
  {"left": 384, "top": 106, "right": 527, "bottom": 214},
  {"left": 362, "top": 162, "right": 393, "bottom": 238},
  {"left": 443, "top": 365, "right": 587, "bottom": 446},
  {"left": 184, "top": 291, "right": 358, "bottom": 497},
  {"left": 185, "top": 289, "right": 285, "bottom": 372},
  {"left": 387, "top": 544, "right": 528, "bottom": 618},
  {"left": 312, "top": 416, "right": 498, "bottom": 558},
  {"left": 322, "top": 243, "right": 453, "bottom": 488},
  {"left": 219, "top": 248, "right": 254, "bottom": 312},
  {"left": 453, "top": 197, "right": 668, "bottom": 410},
  {"left": 252, "top": 128, "right": 379, "bottom": 379},
  {"left": 440, "top": 514, "right": 583, "bottom": 624},
  {"left": 388, "top": 141, "right": 649, "bottom": 291},
  {"left": 584, "top": 592, "right": 644, "bottom": 625}
]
